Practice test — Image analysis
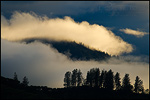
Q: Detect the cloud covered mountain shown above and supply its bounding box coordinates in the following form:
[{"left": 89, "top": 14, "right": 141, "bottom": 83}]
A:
[{"left": 23, "top": 39, "right": 111, "bottom": 61}]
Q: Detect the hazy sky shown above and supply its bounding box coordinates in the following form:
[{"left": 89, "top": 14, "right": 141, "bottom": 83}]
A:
[{"left": 1, "top": 1, "right": 149, "bottom": 89}]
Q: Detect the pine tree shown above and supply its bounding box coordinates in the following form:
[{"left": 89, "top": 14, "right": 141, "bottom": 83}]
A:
[
  {"left": 87, "top": 68, "right": 98, "bottom": 87},
  {"left": 95, "top": 68, "right": 100, "bottom": 87},
  {"left": 90, "top": 68, "right": 95, "bottom": 87},
  {"left": 64, "top": 71, "right": 71, "bottom": 88},
  {"left": 99, "top": 70, "right": 105, "bottom": 88},
  {"left": 102, "top": 70, "right": 107, "bottom": 88},
  {"left": 104, "top": 69, "right": 114, "bottom": 90},
  {"left": 71, "top": 69, "right": 78, "bottom": 87},
  {"left": 86, "top": 71, "right": 91, "bottom": 86},
  {"left": 114, "top": 72, "right": 121, "bottom": 90},
  {"left": 122, "top": 74, "right": 133, "bottom": 92},
  {"left": 13, "top": 72, "right": 18, "bottom": 81},
  {"left": 22, "top": 76, "right": 29, "bottom": 86},
  {"left": 134, "top": 76, "right": 144, "bottom": 93},
  {"left": 77, "top": 69, "right": 83, "bottom": 86}
]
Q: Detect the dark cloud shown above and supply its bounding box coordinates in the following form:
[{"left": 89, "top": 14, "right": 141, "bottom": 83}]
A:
[
  {"left": 2, "top": 1, "right": 148, "bottom": 35},
  {"left": 1, "top": 1, "right": 149, "bottom": 18}
]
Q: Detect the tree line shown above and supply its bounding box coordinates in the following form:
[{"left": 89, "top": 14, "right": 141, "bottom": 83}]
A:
[
  {"left": 64, "top": 68, "right": 144, "bottom": 93},
  {"left": 13, "top": 72, "right": 29, "bottom": 86}
]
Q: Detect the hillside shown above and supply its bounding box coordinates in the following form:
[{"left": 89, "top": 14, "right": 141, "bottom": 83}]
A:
[
  {"left": 24, "top": 38, "right": 111, "bottom": 61},
  {"left": 1, "top": 76, "right": 149, "bottom": 99}
]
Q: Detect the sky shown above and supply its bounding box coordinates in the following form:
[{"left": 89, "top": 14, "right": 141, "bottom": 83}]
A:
[{"left": 1, "top": 1, "right": 149, "bottom": 89}]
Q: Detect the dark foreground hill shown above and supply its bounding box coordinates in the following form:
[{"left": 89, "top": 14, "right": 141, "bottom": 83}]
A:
[
  {"left": 23, "top": 38, "right": 111, "bottom": 61},
  {"left": 1, "top": 76, "right": 149, "bottom": 99}
]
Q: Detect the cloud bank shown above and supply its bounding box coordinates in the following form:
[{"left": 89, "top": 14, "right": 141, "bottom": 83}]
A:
[
  {"left": 1, "top": 11, "right": 133, "bottom": 56},
  {"left": 120, "top": 28, "right": 148, "bottom": 37},
  {"left": 1, "top": 39, "right": 149, "bottom": 89}
]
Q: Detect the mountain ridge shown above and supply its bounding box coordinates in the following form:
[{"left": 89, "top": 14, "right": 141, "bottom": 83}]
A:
[{"left": 23, "top": 38, "right": 111, "bottom": 61}]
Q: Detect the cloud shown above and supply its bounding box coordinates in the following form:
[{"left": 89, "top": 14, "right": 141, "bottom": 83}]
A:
[
  {"left": 1, "top": 11, "right": 133, "bottom": 56},
  {"left": 1, "top": 39, "right": 149, "bottom": 89},
  {"left": 120, "top": 28, "right": 148, "bottom": 37}
]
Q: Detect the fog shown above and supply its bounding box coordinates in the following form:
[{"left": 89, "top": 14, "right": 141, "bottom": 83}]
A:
[{"left": 1, "top": 39, "right": 149, "bottom": 89}]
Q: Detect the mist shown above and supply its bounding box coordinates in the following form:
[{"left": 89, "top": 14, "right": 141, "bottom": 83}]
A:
[
  {"left": 1, "top": 39, "right": 149, "bottom": 89},
  {"left": 1, "top": 11, "right": 133, "bottom": 56}
]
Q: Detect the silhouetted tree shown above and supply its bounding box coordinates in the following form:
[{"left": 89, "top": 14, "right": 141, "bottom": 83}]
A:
[
  {"left": 122, "top": 74, "right": 133, "bottom": 92},
  {"left": 77, "top": 69, "right": 83, "bottom": 86},
  {"left": 99, "top": 70, "right": 106, "bottom": 88},
  {"left": 64, "top": 71, "right": 71, "bottom": 88},
  {"left": 86, "top": 71, "right": 91, "bottom": 86},
  {"left": 22, "top": 76, "right": 29, "bottom": 86},
  {"left": 13, "top": 72, "right": 18, "bottom": 81},
  {"left": 89, "top": 68, "right": 97, "bottom": 87},
  {"left": 94, "top": 68, "right": 100, "bottom": 87},
  {"left": 102, "top": 70, "right": 108, "bottom": 88},
  {"left": 90, "top": 68, "right": 95, "bottom": 87},
  {"left": 134, "top": 76, "right": 144, "bottom": 93},
  {"left": 86, "top": 68, "right": 100, "bottom": 87},
  {"left": 104, "top": 69, "right": 114, "bottom": 90},
  {"left": 114, "top": 72, "right": 121, "bottom": 90},
  {"left": 71, "top": 69, "right": 78, "bottom": 87},
  {"left": 86, "top": 68, "right": 95, "bottom": 87},
  {"left": 13, "top": 72, "right": 20, "bottom": 85}
]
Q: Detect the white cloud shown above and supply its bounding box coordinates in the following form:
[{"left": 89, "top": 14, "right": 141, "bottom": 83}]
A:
[
  {"left": 1, "top": 39, "right": 149, "bottom": 89},
  {"left": 120, "top": 28, "right": 148, "bottom": 37},
  {"left": 1, "top": 11, "right": 133, "bottom": 56}
]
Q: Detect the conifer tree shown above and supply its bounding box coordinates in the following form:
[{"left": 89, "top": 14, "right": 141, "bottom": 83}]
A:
[
  {"left": 99, "top": 70, "right": 105, "bottom": 88},
  {"left": 114, "top": 72, "right": 121, "bottom": 90},
  {"left": 71, "top": 69, "right": 78, "bottom": 87},
  {"left": 22, "top": 76, "right": 29, "bottom": 86},
  {"left": 13, "top": 72, "right": 18, "bottom": 81},
  {"left": 104, "top": 69, "right": 114, "bottom": 90},
  {"left": 64, "top": 71, "right": 71, "bottom": 88},
  {"left": 134, "top": 76, "right": 144, "bottom": 93},
  {"left": 122, "top": 74, "right": 133, "bottom": 92},
  {"left": 95, "top": 68, "right": 100, "bottom": 87},
  {"left": 77, "top": 69, "right": 83, "bottom": 86}
]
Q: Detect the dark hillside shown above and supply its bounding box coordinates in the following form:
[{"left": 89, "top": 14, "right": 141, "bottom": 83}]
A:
[
  {"left": 1, "top": 76, "right": 50, "bottom": 99},
  {"left": 1, "top": 76, "right": 149, "bottom": 99},
  {"left": 24, "top": 38, "right": 111, "bottom": 61}
]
